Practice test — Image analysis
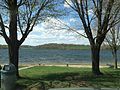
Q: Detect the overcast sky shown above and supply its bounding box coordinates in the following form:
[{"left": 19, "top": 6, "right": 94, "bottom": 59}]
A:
[{"left": 0, "top": 1, "right": 90, "bottom": 46}]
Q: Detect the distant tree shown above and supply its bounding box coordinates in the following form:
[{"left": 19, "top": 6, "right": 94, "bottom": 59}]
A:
[
  {"left": 105, "top": 26, "right": 120, "bottom": 69},
  {"left": 65, "top": 0, "right": 120, "bottom": 75},
  {"left": 0, "top": 0, "right": 63, "bottom": 77}
]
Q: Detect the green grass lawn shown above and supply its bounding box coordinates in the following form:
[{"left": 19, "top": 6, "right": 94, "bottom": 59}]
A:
[{"left": 17, "top": 66, "right": 120, "bottom": 89}]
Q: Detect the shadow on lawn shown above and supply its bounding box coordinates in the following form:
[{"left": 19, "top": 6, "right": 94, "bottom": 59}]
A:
[
  {"left": 17, "top": 72, "right": 88, "bottom": 90},
  {"left": 17, "top": 69, "right": 120, "bottom": 90}
]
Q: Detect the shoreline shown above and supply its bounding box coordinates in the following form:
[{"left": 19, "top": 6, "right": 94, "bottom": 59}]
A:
[
  {"left": 1, "top": 63, "right": 120, "bottom": 68},
  {"left": 19, "top": 63, "right": 120, "bottom": 68}
]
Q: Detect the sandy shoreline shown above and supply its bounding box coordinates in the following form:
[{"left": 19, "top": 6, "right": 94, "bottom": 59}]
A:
[
  {"left": 1, "top": 63, "right": 120, "bottom": 68},
  {"left": 18, "top": 63, "right": 117, "bottom": 68}
]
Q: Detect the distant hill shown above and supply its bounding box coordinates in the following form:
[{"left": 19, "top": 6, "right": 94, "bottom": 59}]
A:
[
  {"left": 36, "top": 43, "right": 90, "bottom": 50},
  {"left": 0, "top": 44, "right": 90, "bottom": 50},
  {"left": 0, "top": 43, "right": 118, "bottom": 50},
  {"left": 0, "top": 45, "right": 8, "bottom": 49},
  {"left": 0, "top": 45, "right": 32, "bottom": 49}
]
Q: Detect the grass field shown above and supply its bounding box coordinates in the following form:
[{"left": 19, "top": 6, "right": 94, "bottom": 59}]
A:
[{"left": 17, "top": 66, "right": 120, "bottom": 89}]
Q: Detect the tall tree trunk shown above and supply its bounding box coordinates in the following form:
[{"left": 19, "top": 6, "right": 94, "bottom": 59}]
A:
[
  {"left": 91, "top": 44, "right": 103, "bottom": 75},
  {"left": 112, "top": 49, "right": 118, "bottom": 69},
  {"left": 8, "top": 0, "right": 19, "bottom": 77},
  {"left": 8, "top": 44, "right": 20, "bottom": 77}
]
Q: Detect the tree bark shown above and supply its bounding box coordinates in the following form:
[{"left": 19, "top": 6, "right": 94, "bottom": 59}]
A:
[
  {"left": 7, "top": 0, "right": 19, "bottom": 77},
  {"left": 91, "top": 44, "right": 103, "bottom": 75},
  {"left": 112, "top": 49, "right": 118, "bottom": 69},
  {"left": 8, "top": 44, "right": 20, "bottom": 77}
]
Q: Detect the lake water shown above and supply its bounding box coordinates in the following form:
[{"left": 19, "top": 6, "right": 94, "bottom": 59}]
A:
[{"left": 0, "top": 48, "right": 120, "bottom": 65}]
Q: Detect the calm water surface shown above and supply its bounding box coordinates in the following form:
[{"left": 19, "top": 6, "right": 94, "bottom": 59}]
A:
[{"left": 0, "top": 48, "right": 120, "bottom": 64}]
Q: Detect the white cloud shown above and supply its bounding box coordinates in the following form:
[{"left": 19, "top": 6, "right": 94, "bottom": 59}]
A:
[
  {"left": 69, "top": 18, "right": 76, "bottom": 22},
  {"left": 0, "top": 18, "right": 89, "bottom": 46},
  {"left": 22, "top": 26, "right": 89, "bottom": 46}
]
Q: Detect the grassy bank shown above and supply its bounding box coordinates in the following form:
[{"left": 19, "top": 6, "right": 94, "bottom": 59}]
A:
[{"left": 17, "top": 66, "right": 120, "bottom": 89}]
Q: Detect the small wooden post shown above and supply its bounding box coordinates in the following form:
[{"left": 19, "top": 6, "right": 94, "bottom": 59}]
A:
[{"left": 67, "top": 64, "right": 69, "bottom": 67}]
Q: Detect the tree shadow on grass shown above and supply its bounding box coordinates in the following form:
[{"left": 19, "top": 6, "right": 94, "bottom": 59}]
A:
[
  {"left": 17, "top": 70, "right": 120, "bottom": 89},
  {"left": 16, "top": 72, "right": 82, "bottom": 89},
  {"left": 40, "top": 72, "right": 80, "bottom": 81}
]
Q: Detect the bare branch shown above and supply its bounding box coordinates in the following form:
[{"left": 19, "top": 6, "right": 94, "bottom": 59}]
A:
[
  {"left": 18, "top": 14, "right": 24, "bottom": 35},
  {"left": 18, "top": 0, "right": 27, "bottom": 7},
  {"left": 65, "top": 0, "right": 77, "bottom": 11},
  {"left": 0, "top": 3, "right": 8, "bottom": 9},
  {"left": 85, "top": 0, "right": 90, "bottom": 27},
  {"left": 55, "top": 19, "right": 88, "bottom": 38},
  {"left": 101, "top": 0, "right": 114, "bottom": 32},
  {"left": 0, "top": 31, "right": 3, "bottom": 36},
  {"left": 0, "top": 14, "right": 9, "bottom": 44},
  {"left": 19, "top": 0, "right": 51, "bottom": 45}
]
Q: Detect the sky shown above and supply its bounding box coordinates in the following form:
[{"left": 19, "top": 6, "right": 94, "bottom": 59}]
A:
[
  {"left": 0, "top": 23, "right": 89, "bottom": 46},
  {"left": 0, "top": 0, "right": 90, "bottom": 46},
  {"left": 0, "top": 17, "right": 89, "bottom": 46}
]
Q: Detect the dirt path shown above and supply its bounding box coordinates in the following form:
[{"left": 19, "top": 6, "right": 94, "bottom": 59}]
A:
[{"left": 19, "top": 66, "right": 35, "bottom": 70}]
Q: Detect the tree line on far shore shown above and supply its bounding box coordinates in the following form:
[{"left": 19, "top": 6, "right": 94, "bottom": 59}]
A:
[{"left": 1, "top": 43, "right": 119, "bottom": 50}]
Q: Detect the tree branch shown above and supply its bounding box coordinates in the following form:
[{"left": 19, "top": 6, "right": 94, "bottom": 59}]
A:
[
  {"left": 65, "top": 0, "right": 77, "bottom": 11},
  {"left": 56, "top": 19, "right": 88, "bottom": 38},
  {"left": 0, "top": 14, "right": 9, "bottom": 44},
  {"left": 19, "top": 0, "right": 50, "bottom": 45},
  {"left": 101, "top": 0, "right": 114, "bottom": 32},
  {"left": 18, "top": 13, "right": 24, "bottom": 35}
]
